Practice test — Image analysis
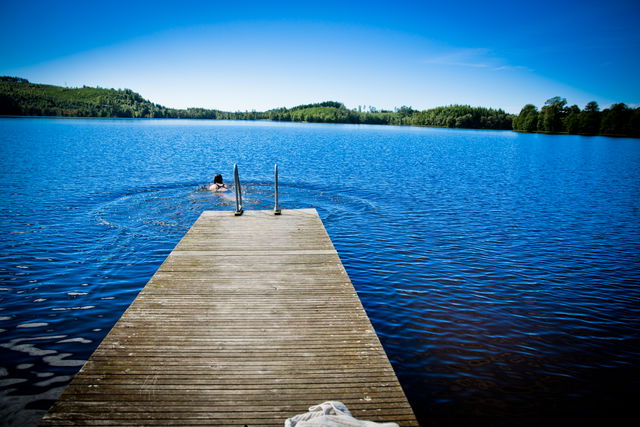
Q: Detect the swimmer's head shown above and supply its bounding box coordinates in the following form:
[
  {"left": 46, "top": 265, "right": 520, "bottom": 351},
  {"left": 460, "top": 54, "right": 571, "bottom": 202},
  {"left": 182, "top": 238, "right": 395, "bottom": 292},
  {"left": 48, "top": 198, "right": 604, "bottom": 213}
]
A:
[{"left": 214, "top": 174, "right": 223, "bottom": 184}]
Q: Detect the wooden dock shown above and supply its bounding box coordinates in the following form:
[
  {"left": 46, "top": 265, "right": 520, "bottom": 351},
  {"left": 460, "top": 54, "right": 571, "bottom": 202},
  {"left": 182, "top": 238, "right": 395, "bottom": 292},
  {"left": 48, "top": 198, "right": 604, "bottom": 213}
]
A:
[{"left": 41, "top": 209, "right": 418, "bottom": 426}]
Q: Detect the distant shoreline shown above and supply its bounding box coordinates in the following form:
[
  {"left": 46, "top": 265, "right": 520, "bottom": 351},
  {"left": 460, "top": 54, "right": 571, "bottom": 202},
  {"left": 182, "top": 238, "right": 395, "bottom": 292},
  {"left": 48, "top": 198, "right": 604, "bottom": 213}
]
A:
[
  {"left": 0, "top": 114, "right": 528, "bottom": 137},
  {"left": 2, "top": 115, "right": 639, "bottom": 138},
  {"left": 0, "top": 78, "right": 513, "bottom": 131},
  {"left": 1, "top": 77, "right": 639, "bottom": 137}
]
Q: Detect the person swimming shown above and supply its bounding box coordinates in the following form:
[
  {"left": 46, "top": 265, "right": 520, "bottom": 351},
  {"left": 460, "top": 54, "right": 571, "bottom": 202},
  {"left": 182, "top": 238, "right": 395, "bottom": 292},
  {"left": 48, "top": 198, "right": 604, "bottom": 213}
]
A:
[{"left": 209, "top": 174, "right": 229, "bottom": 192}]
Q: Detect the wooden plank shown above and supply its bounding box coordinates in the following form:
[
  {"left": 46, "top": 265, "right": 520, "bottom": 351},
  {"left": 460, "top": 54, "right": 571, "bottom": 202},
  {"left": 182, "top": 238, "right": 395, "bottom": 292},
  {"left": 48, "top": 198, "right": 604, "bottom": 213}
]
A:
[{"left": 41, "top": 209, "right": 418, "bottom": 426}]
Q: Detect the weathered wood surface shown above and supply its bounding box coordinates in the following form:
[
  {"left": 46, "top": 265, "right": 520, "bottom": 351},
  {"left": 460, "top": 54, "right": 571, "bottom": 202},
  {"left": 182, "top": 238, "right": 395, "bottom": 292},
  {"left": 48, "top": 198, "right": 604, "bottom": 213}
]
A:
[{"left": 41, "top": 209, "right": 418, "bottom": 426}]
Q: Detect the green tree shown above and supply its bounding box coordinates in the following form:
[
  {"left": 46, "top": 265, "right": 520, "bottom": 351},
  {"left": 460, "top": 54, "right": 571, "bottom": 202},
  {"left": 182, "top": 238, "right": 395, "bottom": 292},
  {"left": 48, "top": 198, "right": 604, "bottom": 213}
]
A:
[
  {"left": 564, "top": 104, "right": 581, "bottom": 134},
  {"left": 579, "top": 101, "right": 601, "bottom": 135},
  {"left": 540, "top": 96, "right": 568, "bottom": 132},
  {"left": 628, "top": 108, "right": 640, "bottom": 137},
  {"left": 600, "top": 103, "right": 630, "bottom": 135},
  {"left": 513, "top": 104, "right": 539, "bottom": 132}
]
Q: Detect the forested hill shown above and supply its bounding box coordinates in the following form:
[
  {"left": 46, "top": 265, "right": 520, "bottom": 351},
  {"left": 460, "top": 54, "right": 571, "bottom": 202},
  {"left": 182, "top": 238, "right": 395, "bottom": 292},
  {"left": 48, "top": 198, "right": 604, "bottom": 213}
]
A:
[
  {"left": 0, "top": 77, "right": 513, "bottom": 129},
  {"left": 0, "top": 77, "right": 178, "bottom": 118}
]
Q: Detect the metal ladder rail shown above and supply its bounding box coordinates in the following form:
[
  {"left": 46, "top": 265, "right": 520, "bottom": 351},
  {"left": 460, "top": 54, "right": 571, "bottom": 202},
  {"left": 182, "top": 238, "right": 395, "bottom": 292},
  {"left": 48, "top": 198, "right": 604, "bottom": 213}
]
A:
[
  {"left": 274, "top": 163, "right": 281, "bottom": 215},
  {"left": 233, "top": 163, "right": 281, "bottom": 216},
  {"left": 233, "top": 164, "right": 243, "bottom": 216}
]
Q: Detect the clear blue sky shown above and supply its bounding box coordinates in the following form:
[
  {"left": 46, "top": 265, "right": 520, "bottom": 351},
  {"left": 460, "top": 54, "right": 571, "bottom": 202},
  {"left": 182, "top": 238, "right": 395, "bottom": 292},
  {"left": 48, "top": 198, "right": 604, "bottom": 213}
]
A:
[{"left": 1, "top": 0, "right": 639, "bottom": 113}]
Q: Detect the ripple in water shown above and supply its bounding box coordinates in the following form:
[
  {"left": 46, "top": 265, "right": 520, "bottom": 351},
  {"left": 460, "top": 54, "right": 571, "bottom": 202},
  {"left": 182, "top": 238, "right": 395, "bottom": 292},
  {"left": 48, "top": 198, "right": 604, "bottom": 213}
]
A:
[{"left": 1, "top": 118, "right": 639, "bottom": 427}]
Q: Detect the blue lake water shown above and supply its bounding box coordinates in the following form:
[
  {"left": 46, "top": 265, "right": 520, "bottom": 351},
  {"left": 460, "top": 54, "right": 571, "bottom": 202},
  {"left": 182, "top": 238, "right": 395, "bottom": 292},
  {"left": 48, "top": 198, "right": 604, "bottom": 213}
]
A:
[{"left": 0, "top": 118, "right": 639, "bottom": 426}]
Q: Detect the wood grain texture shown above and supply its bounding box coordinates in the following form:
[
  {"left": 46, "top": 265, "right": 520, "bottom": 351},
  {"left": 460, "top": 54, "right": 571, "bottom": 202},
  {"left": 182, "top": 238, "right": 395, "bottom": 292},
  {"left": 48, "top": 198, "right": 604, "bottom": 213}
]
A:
[{"left": 41, "top": 209, "right": 418, "bottom": 426}]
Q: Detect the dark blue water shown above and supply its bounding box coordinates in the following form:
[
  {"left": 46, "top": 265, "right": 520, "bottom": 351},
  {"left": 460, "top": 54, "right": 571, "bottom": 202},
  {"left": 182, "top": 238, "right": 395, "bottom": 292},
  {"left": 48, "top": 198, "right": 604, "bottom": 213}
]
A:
[{"left": 1, "top": 118, "right": 639, "bottom": 426}]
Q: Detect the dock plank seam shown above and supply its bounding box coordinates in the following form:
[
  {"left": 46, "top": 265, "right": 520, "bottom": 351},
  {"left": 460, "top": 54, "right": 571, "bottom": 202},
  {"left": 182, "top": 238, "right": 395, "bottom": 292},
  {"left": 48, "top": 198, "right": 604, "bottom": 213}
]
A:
[{"left": 41, "top": 209, "right": 418, "bottom": 426}]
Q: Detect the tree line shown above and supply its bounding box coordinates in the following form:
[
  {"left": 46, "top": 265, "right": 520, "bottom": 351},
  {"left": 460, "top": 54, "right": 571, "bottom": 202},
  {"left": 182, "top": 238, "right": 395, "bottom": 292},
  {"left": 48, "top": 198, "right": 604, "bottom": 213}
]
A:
[
  {"left": 0, "top": 77, "right": 513, "bottom": 130},
  {"left": 513, "top": 96, "right": 640, "bottom": 137},
  {"left": 0, "top": 77, "right": 177, "bottom": 118},
  {"left": 3, "top": 77, "right": 638, "bottom": 137}
]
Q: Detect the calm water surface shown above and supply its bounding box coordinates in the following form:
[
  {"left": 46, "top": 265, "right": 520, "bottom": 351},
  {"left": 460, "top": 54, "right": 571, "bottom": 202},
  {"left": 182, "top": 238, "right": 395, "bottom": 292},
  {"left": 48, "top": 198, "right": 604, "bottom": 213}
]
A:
[{"left": 1, "top": 118, "right": 639, "bottom": 426}]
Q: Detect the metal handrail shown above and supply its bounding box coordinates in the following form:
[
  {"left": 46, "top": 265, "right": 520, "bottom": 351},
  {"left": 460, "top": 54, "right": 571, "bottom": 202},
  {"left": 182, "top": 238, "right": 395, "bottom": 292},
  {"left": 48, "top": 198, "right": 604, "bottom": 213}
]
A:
[
  {"left": 233, "top": 164, "right": 243, "bottom": 216},
  {"left": 274, "top": 164, "right": 281, "bottom": 215}
]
